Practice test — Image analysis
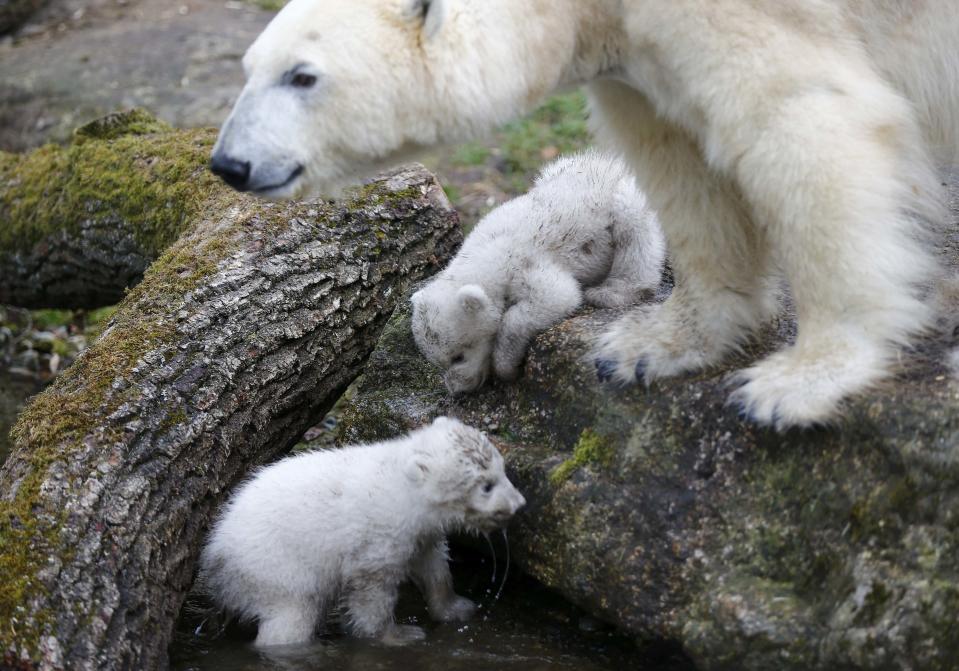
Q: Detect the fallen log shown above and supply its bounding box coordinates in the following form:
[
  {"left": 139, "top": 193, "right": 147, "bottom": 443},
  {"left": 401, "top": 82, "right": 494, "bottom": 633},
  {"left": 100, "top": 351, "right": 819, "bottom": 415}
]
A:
[
  {"left": 0, "top": 161, "right": 461, "bottom": 670},
  {"left": 0, "top": 110, "right": 221, "bottom": 309}
]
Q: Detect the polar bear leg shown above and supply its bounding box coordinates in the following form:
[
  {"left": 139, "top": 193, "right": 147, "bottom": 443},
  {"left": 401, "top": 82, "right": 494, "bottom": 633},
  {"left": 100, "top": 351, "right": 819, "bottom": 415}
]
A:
[
  {"left": 724, "top": 75, "right": 940, "bottom": 428},
  {"left": 588, "top": 80, "right": 777, "bottom": 383},
  {"left": 345, "top": 573, "right": 425, "bottom": 643},
  {"left": 254, "top": 599, "right": 319, "bottom": 647},
  {"left": 493, "top": 265, "right": 582, "bottom": 380},
  {"left": 410, "top": 538, "right": 476, "bottom": 622}
]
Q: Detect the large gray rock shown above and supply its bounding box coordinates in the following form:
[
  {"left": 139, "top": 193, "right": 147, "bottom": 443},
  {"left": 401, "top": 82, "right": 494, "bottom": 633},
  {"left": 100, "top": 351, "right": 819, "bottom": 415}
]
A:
[{"left": 338, "top": 181, "right": 959, "bottom": 670}]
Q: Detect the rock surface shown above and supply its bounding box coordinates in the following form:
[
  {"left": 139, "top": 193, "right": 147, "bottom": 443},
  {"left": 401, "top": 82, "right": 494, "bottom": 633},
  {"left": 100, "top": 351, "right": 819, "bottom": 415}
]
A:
[
  {"left": 0, "top": 0, "right": 273, "bottom": 151},
  {"left": 0, "top": 0, "right": 46, "bottom": 35},
  {"left": 338, "top": 178, "right": 959, "bottom": 670}
]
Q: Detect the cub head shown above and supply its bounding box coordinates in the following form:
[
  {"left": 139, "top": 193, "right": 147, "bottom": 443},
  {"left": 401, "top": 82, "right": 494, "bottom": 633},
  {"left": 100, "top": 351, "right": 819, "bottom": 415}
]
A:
[
  {"left": 210, "top": 0, "right": 570, "bottom": 197},
  {"left": 406, "top": 417, "right": 525, "bottom": 531},
  {"left": 411, "top": 283, "right": 501, "bottom": 394}
]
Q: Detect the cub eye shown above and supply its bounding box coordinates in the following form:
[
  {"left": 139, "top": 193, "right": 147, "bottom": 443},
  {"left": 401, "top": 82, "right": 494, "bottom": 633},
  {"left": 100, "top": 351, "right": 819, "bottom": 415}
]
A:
[
  {"left": 290, "top": 73, "right": 318, "bottom": 88},
  {"left": 451, "top": 353, "right": 465, "bottom": 365},
  {"left": 482, "top": 481, "right": 495, "bottom": 493}
]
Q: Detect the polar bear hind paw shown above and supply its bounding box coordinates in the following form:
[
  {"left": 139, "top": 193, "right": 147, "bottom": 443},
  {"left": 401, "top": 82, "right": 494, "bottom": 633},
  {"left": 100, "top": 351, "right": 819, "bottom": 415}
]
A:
[{"left": 726, "top": 338, "right": 890, "bottom": 431}]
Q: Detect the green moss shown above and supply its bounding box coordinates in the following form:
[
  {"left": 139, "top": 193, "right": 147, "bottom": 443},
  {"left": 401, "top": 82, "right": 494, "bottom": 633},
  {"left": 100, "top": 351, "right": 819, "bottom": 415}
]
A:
[
  {"left": 549, "top": 428, "right": 614, "bottom": 485},
  {"left": 72, "top": 108, "right": 173, "bottom": 144},
  {"left": 0, "top": 113, "right": 219, "bottom": 261},
  {"left": 30, "top": 309, "right": 73, "bottom": 330}
]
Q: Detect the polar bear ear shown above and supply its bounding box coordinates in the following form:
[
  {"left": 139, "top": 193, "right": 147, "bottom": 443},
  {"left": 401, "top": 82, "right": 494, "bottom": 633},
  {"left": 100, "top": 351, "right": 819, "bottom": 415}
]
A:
[
  {"left": 457, "top": 285, "right": 490, "bottom": 315},
  {"left": 408, "top": 0, "right": 446, "bottom": 39}
]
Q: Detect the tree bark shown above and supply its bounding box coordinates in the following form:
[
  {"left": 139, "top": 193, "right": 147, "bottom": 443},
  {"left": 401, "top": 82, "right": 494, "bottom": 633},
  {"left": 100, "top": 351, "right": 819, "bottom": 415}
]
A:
[
  {"left": 0, "top": 164, "right": 461, "bottom": 670},
  {"left": 0, "top": 110, "right": 220, "bottom": 309}
]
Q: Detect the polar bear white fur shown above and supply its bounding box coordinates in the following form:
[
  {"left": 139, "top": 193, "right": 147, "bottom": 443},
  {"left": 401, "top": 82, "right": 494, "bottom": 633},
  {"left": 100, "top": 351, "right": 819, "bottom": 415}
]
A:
[
  {"left": 198, "top": 416, "right": 526, "bottom": 647},
  {"left": 411, "top": 151, "right": 665, "bottom": 393},
  {"left": 212, "top": 0, "right": 959, "bottom": 429}
]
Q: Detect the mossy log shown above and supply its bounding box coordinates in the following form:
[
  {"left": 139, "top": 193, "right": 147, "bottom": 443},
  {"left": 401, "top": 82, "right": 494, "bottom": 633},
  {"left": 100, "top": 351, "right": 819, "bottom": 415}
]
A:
[
  {"left": 0, "top": 110, "right": 221, "bottom": 309},
  {"left": 0, "top": 161, "right": 461, "bottom": 670},
  {"left": 338, "top": 178, "right": 959, "bottom": 670},
  {"left": 0, "top": 0, "right": 45, "bottom": 35}
]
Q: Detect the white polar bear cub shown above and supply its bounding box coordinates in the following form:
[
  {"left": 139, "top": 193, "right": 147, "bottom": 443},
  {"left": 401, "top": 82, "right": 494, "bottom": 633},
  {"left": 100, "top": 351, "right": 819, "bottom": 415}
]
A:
[
  {"left": 411, "top": 151, "right": 665, "bottom": 394},
  {"left": 199, "top": 417, "right": 525, "bottom": 647},
  {"left": 212, "top": 0, "right": 959, "bottom": 428}
]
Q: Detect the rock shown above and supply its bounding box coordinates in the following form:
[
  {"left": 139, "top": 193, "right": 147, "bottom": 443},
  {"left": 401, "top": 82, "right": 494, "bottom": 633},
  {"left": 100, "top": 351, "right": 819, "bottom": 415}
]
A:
[
  {"left": 0, "top": 0, "right": 274, "bottom": 151},
  {"left": 338, "top": 180, "right": 959, "bottom": 669},
  {"left": 0, "top": 0, "right": 46, "bottom": 35},
  {"left": 29, "top": 330, "right": 55, "bottom": 353}
]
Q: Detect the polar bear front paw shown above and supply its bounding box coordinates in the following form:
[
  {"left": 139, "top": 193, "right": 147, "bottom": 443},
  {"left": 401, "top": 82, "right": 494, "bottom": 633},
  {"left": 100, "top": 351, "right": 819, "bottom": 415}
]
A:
[
  {"left": 433, "top": 595, "right": 477, "bottom": 623},
  {"left": 593, "top": 303, "right": 724, "bottom": 386},
  {"left": 727, "top": 336, "right": 890, "bottom": 430}
]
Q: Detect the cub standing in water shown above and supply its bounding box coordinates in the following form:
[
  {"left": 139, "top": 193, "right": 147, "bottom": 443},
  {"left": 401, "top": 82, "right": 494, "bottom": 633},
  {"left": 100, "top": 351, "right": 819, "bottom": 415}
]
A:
[{"left": 199, "top": 417, "right": 526, "bottom": 647}]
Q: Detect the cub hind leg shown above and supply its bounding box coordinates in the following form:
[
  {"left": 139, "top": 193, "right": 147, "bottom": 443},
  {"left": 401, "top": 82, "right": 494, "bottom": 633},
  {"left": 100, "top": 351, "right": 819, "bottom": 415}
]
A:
[{"left": 254, "top": 598, "right": 321, "bottom": 647}]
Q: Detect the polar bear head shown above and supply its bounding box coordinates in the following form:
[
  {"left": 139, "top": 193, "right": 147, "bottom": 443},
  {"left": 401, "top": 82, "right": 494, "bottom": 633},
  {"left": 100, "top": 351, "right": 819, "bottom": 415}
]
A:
[
  {"left": 210, "top": 0, "right": 575, "bottom": 197},
  {"left": 407, "top": 417, "right": 525, "bottom": 531},
  {"left": 411, "top": 283, "right": 501, "bottom": 394}
]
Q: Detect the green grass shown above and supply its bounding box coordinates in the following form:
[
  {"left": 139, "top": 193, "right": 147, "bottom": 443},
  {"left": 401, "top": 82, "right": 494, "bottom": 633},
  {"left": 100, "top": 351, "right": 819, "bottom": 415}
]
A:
[
  {"left": 498, "top": 92, "right": 590, "bottom": 178},
  {"left": 452, "top": 142, "right": 491, "bottom": 167},
  {"left": 251, "top": 0, "right": 286, "bottom": 9}
]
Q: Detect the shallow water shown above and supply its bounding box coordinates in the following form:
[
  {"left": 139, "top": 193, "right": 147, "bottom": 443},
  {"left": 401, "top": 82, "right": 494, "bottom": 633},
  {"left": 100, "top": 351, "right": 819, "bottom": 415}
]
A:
[{"left": 172, "top": 548, "right": 693, "bottom": 671}]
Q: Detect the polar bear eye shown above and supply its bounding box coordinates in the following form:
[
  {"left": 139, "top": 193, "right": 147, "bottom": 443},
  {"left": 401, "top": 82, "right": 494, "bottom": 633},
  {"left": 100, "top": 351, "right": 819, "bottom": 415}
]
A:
[
  {"left": 482, "top": 480, "right": 495, "bottom": 494},
  {"left": 451, "top": 353, "right": 465, "bottom": 365},
  {"left": 290, "top": 73, "right": 318, "bottom": 89}
]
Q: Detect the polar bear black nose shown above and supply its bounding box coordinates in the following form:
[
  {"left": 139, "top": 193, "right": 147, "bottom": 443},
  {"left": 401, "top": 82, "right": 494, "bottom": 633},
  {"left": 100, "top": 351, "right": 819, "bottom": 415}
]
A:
[{"left": 210, "top": 154, "right": 252, "bottom": 191}]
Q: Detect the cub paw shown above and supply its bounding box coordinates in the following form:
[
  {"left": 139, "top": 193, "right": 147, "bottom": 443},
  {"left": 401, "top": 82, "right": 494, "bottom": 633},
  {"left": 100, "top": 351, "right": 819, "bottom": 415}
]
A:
[
  {"left": 434, "top": 596, "right": 477, "bottom": 623},
  {"left": 380, "top": 623, "right": 426, "bottom": 645}
]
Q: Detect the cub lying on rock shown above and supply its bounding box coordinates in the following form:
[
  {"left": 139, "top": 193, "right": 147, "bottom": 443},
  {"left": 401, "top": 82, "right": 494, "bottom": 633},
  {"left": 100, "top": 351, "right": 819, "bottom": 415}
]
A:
[
  {"left": 199, "top": 416, "right": 526, "bottom": 647},
  {"left": 412, "top": 151, "right": 665, "bottom": 393}
]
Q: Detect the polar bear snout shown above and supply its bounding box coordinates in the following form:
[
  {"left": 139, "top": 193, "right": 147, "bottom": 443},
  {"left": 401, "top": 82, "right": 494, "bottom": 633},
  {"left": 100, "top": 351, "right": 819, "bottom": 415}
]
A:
[
  {"left": 210, "top": 153, "right": 251, "bottom": 191},
  {"left": 210, "top": 148, "right": 305, "bottom": 197}
]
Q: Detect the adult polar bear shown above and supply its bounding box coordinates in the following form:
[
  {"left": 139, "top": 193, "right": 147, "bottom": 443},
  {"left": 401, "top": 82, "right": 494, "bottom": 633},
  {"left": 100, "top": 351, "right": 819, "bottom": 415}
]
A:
[{"left": 211, "top": 0, "right": 959, "bottom": 429}]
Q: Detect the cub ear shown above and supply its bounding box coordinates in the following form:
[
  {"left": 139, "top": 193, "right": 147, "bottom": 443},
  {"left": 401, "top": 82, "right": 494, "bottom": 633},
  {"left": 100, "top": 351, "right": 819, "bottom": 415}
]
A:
[
  {"left": 457, "top": 285, "right": 490, "bottom": 315},
  {"left": 404, "top": 455, "right": 431, "bottom": 486},
  {"left": 408, "top": 0, "right": 445, "bottom": 39}
]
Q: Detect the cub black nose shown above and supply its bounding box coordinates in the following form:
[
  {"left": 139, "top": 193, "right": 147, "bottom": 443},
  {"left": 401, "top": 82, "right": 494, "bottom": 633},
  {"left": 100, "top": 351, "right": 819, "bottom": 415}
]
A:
[{"left": 210, "top": 154, "right": 251, "bottom": 190}]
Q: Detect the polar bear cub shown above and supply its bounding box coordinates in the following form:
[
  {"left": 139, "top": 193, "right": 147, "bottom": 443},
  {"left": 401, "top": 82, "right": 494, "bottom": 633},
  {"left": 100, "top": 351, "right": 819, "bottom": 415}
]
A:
[
  {"left": 412, "top": 151, "right": 665, "bottom": 393},
  {"left": 199, "top": 416, "right": 526, "bottom": 647}
]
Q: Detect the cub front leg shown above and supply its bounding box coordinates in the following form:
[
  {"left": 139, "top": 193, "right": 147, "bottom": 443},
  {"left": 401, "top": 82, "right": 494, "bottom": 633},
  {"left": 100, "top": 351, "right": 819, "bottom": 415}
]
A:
[
  {"left": 410, "top": 538, "right": 476, "bottom": 623},
  {"left": 345, "top": 571, "right": 424, "bottom": 644},
  {"left": 494, "top": 266, "right": 581, "bottom": 380}
]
